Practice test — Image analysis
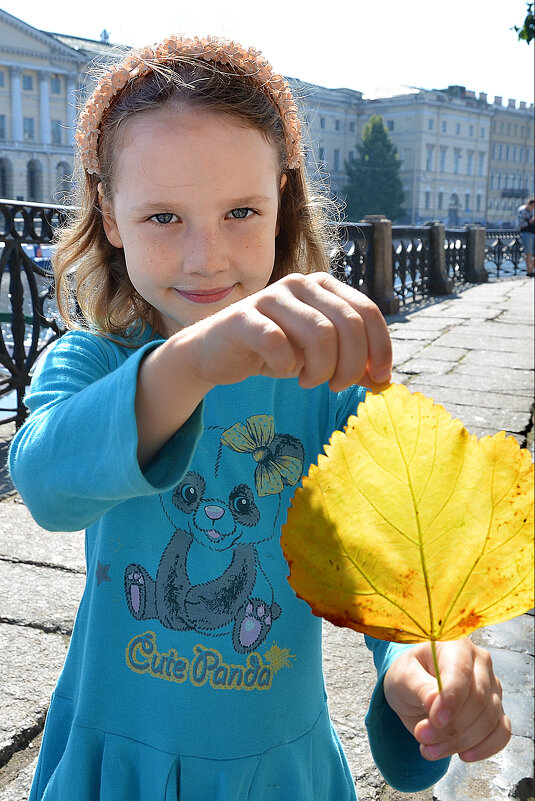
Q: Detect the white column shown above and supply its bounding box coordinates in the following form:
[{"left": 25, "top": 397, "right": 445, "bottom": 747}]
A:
[
  {"left": 39, "top": 71, "right": 51, "bottom": 144},
  {"left": 10, "top": 66, "right": 23, "bottom": 141},
  {"left": 66, "top": 75, "right": 77, "bottom": 145}
]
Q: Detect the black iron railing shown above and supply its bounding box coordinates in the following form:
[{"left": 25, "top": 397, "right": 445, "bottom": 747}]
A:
[
  {"left": 391, "top": 226, "right": 431, "bottom": 303},
  {"left": 0, "top": 199, "right": 528, "bottom": 429},
  {"left": 484, "top": 229, "right": 525, "bottom": 277}
]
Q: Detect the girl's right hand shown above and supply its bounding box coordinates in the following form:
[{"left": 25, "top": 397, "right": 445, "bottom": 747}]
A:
[
  {"left": 183, "top": 272, "right": 392, "bottom": 393},
  {"left": 136, "top": 273, "right": 392, "bottom": 466}
]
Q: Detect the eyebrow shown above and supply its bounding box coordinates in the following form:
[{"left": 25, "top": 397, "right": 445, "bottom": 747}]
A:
[{"left": 133, "top": 195, "right": 274, "bottom": 213}]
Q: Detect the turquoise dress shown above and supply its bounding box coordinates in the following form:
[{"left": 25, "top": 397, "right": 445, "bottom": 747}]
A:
[{"left": 9, "top": 329, "right": 449, "bottom": 800}]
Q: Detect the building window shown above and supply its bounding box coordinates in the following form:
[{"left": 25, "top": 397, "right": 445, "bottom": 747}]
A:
[
  {"left": 519, "top": 146, "right": 524, "bottom": 161},
  {"left": 439, "top": 148, "right": 447, "bottom": 172},
  {"left": 498, "top": 144, "right": 503, "bottom": 160},
  {"left": 425, "top": 190, "right": 431, "bottom": 209},
  {"left": 51, "top": 120, "right": 62, "bottom": 145},
  {"left": 496, "top": 172, "right": 501, "bottom": 189},
  {"left": 51, "top": 76, "right": 61, "bottom": 94},
  {"left": 478, "top": 152, "right": 485, "bottom": 176},
  {"left": 318, "top": 146, "right": 324, "bottom": 163},
  {"left": 438, "top": 191, "right": 443, "bottom": 210},
  {"left": 505, "top": 145, "right": 510, "bottom": 161},
  {"left": 349, "top": 121, "right": 355, "bottom": 133},
  {"left": 348, "top": 149, "right": 355, "bottom": 162},
  {"left": 441, "top": 120, "right": 447, "bottom": 132},
  {"left": 333, "top": 149, "right": 341, "bottom": 170},
  {"left": 428, "top": 118, "right": 434, "bottom": 131},
  {"left": 0, "top": 115, "right": 5, "bottom": 140},
  {"left": 320, "top": 117, "right": 325, "bottom": 129},
  {"left": 454, "top": 149, "right": 461, "bottom": 174},
  {"left": 23, "top": 117, "right": 34, "bottom": 142},
  {"left": 22, "top": 74, "right": 33, "bottom": 91},
  {"left": 335, "top": 119, "right": 341, "bottom": 131},
  {"left": 387, "top": 120, "right": 394, "bottom": 131},
  {"left": 480, "top": 127, "right": 485, "bottom": 137},
  {"left": 456, "top": 123, "right": 461, "bottom": 134},
  {"left": 512, "top": 145, "right": 517, "bottom": 162},
  {"left": 426, "top": 145, "right": 434, "bottom": 171},
  {"left": 0, "top": 71, "right": 5, "bottom": 87},
  {"left": 465, "top": 192, "right": 470, "bottom": 211},
  {"left": 469, "top": 125, "right": 474, "bottom": 136},
  {"left": 466, "top": 151, "right": 473, "bottom": 175}
]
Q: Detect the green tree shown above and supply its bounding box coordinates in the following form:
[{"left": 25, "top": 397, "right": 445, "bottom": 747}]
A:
[
  {"left": 514, "top": 2, "right": 534, "bottom": 43},
  {"left": 343, "top": 115, "right": 406, "bottom": 222}
]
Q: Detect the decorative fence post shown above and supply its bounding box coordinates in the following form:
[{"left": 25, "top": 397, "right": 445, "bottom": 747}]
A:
[
  {"left": 363, "top": 215, "right": 399, "bottom": 315},
  {"left": 464, "top": 224, "right": 489, "bottom": 283},
  {"left": 424, "top": 221, "right": 454, "bottom": 294}
]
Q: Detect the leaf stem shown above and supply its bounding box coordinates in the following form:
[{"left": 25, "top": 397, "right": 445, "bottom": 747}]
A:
[{"left": 431, "top": 640, "right": 443, "bottom": 693}]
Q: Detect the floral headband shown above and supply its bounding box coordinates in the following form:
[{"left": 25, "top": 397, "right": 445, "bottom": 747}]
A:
[{"left": 76, "top": 34, "right": 303, "bottom": 175}]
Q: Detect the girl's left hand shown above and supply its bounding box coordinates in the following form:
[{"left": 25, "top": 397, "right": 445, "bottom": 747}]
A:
[{"left": 383, "top": 638, "right": 511, "bottom": 762}]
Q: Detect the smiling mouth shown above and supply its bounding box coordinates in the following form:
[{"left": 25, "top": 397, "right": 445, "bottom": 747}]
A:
[{"left": 174, "top": 286, "right": 234, "bottom": 304}]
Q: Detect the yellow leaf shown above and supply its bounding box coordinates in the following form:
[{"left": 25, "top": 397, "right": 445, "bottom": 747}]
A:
[{"left": 281, "top": 384, "right": 534, "bottom": 644}]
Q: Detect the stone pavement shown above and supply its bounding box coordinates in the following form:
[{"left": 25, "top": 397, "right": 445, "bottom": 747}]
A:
[{"left": 0, "top": 275, "right": 533, "bottom": 801}]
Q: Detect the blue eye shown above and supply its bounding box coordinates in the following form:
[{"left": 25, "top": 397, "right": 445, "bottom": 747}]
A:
[
  {"left": 229, "top": 208, "right": 252, "bottom": 219},
  {"left": 152, "top": 213, "right": 176, "bottom": 224}
]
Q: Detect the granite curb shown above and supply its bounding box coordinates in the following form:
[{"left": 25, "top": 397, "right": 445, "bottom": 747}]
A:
[{"left": 0, "top": 276, "right": 533, "bottom": 801}]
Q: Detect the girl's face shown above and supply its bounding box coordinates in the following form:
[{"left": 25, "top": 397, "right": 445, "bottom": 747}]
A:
[{"left": 101, "top": 107, "right": 285, "bottom": 336}]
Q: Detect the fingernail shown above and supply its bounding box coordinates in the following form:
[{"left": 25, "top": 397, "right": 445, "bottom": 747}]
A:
[
  {"left": 423, "top": 744, "right": 443, "bottom": 760},
  {"left": 373, "top": 366, "right": 392, "bottom": 383},
  {"left": 437, "top": 709, "right": 451, "bottom": 727}
]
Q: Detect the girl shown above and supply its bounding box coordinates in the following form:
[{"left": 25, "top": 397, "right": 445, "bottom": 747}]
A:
[{"left": 9, "top": 35, "right": 509, "bottom": 801}]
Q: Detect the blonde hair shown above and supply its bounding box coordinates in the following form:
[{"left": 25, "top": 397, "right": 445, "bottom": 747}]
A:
[{"left": 54, "top": 45, "right": 336, "bottom": 337}]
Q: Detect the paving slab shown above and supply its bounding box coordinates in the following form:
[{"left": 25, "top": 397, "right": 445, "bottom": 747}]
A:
[
  {"left": 0, "top": 561, "right": 84, "bottom": 634},
  {"left": 413, "top": 345, "right": 469, "bottom": 362},
  {"left": 405, "top": 383, "right": 531, "bottom": 413},
  {"left": 406, "top": 370, "right": 534, "bottom": 396},
  {"left": 434, "top": 331, "right": 534, "bottom": 354},
  {"left": 0, "top": 624, "right": 69, "bottom": 769},
  {"left": 459, "top": 349, "right": 534, "bottom": 371},
  {"left": 419, "top": 402, "right": 531, "bottom": 434},
  {"left": 0, "top": 501, "right": 85, "bottom": 572}
]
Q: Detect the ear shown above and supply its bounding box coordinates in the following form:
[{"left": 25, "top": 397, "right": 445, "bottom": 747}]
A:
[
  {"left": 98, "top": 182, "right": 123, "bottom": 248},
  {"left": 276, "top": 173, "right": 288, "bottom": 237}
]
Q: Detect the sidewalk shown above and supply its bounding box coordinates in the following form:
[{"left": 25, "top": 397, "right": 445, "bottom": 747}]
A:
[{"left": 0, "top": 276, "right": 533, "bottom": 801}]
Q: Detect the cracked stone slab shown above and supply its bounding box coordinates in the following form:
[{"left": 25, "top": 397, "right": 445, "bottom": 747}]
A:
[
  {"left": 434, "top": 332, "right": 534, "bottom": 354},
  {"left": 405, "top": 383, "right": 531, "bottom": 413},
  {"left": 471, "top": 615, "right": 534, "bottom": 657},
  {"left": 322, "top": 621, "right": 385, "bottom": 801},
  {"left": 0, "top": 624, "right": 68, "bottom": 768},
  {"left": 0, "top": 561, "right": 85, "bottom": 633},
  {"left": 433, "top": 736, "right": 534, "bottom": 801},
  {"left": 405, "top": 370, "right": 534, "bottom": 396},
  {"left": 0, "top": 500, "right": 85, "bottom": 572},
  {"left": 0, "top": 757, "right": 37, "bottom": 801},
  {"left": 460, "top": 350, "right": 534, "bottom": 371}
]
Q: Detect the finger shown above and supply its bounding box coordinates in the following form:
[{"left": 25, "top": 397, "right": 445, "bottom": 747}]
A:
[
  {"left": 424, "top": 640, "right": 476, "bottom": 729},
  {"left": 420, "top": 703, "right": 511, "bottom": 762},
  {"left": 459, "top": 714, "right": 511, "bottom": 762},
  {"left": 267, "top": 274, "right": 375, "bottom": 390},
  {"left": 257, "top": 281, "right": 350, "bottom": 389},
  {"left": 310, "top": 274, "right": 393, "bottom": 386},
  {"left": 230, "top": 306, "right": 303, "bottom": 379}
]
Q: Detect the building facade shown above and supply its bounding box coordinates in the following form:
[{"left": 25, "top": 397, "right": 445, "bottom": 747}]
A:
[
  {"left": 0, "top": 9, "right": 114, "bottom": 203},
  {"left": 1, "top": 9, "right": 533, "bottom": 227}
]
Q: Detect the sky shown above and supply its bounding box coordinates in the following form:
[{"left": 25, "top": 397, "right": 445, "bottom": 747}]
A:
[{"left": 2, "top": 0, "right": 534, "bottom": 104}]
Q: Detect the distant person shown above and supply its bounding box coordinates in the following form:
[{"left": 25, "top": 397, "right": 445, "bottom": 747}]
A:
[
  {"left": 9, "top": 33, "right": 511, "bottom": 801},
  {"left": 517, "top": 197, "right": 535, "bottom": 277}
]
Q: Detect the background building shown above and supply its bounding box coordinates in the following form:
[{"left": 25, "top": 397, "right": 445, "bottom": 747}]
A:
[
  {"left": 0, "top": 9, "right": 115, "bottom": 203},
  {"left": 1, "top": 8, "right": 533, "bottom": 227}
]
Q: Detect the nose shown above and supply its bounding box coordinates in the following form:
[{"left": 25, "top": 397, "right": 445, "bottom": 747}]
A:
[
  {"left": 182, "top": 226, "right": 229, "bottom": 276},
  {"left": 205, "top": 505, "right": 225, "bottom": 521}
]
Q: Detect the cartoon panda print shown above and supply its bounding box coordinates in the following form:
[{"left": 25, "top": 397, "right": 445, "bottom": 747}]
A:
[{"left": 125, "top": 415, "right": 304, "bottom": 654}]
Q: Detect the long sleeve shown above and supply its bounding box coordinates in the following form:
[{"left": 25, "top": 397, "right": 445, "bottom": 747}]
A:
[
  {"left": 8, "top": 330, "right": 203, "bottom": 531},
  {"left": 364, "top": 637, "right": 450, "bottom": 791}
]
